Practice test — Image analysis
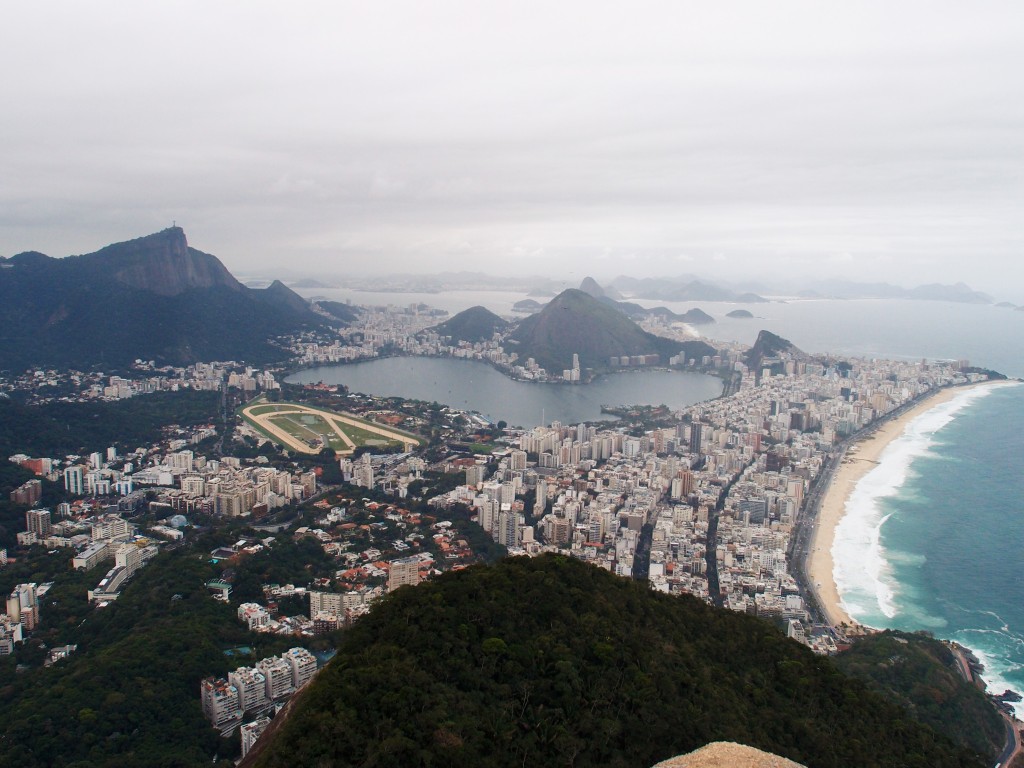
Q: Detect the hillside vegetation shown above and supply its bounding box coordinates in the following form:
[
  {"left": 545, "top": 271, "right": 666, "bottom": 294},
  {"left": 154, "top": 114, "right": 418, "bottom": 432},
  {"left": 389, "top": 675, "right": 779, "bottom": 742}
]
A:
[
  {"left": 833, "top": 631, "right": 1005, "bottom": 759},
  {"left": 253, "top": 555, "right": 986, "bottom": 768}
]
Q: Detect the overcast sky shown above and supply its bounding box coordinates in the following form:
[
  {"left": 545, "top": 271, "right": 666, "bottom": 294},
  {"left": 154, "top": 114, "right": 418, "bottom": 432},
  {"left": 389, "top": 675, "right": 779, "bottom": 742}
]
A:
[{"left": 2, "top": 1, "right": 1023, "bottom": 297}]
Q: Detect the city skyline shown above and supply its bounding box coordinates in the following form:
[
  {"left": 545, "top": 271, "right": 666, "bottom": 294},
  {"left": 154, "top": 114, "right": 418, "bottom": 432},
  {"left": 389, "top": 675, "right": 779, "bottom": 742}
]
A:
[{"left": 2, "top": 1, "right": 1023, "bottom": 298}]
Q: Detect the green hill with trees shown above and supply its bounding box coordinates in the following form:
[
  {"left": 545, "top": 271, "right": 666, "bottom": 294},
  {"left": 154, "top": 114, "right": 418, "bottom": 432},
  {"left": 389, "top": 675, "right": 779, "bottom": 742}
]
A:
[
  {"left": 251, "top": 555, "right": 988, "bottom": 768},
  {"left": 429, "top": 305, "right": 510, "bottom": 343},
  {"left": 833, "top": 631, "right": 1005, "bottom": 759}
]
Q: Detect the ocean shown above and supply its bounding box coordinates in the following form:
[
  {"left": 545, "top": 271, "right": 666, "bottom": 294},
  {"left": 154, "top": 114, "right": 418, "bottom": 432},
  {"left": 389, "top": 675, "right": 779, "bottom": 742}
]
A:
[{"left": 833, "top": 381, "right": 1024, "bottom": 715}]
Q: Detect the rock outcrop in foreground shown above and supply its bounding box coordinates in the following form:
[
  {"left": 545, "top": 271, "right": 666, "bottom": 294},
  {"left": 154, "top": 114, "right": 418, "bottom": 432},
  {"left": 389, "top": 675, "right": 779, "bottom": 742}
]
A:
[{"left": 653, "top": 742, "right": 805, "bottom": 768}]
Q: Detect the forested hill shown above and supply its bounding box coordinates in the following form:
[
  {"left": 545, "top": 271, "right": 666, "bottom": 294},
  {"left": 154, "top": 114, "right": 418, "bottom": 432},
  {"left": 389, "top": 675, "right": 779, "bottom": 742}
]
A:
[
  {"left": 0, "top": 228, "right": 334, "bottom": 370},
  {"left": 250, "top": 555, "right": 986, "bottom": 768},
  {"left": 429, "top": 305, "right": 510, "bottom": 343}
]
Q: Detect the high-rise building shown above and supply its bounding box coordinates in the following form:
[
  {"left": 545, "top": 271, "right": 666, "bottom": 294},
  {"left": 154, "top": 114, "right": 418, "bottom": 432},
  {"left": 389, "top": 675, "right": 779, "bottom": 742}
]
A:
[
  {"left": 465, "top": 464, "right": 485, "bottom": 488},
  {"left": 238, "top": 603, "right": 271, "bottom": 631},
  {"left": 284, "top": 647, "right": 317, "bottom": 689},
  {"left": 64, "top": 466, "right": 85, "bottom": 495},
  {"left": 497, "top": 510, "right": 519, "bottom": 548},
  {"left": 689, "top": 423, "right": 703, "bottom": 453},
  {"left": 7, "top": 584, "right": 38, "bottom": 631},
  {"left": 534, "top": 480, "right": 548, "bottom": 516},
  {"left": 354, "top": 454, "right": 374, "bottom": 489},
  {"left": 9, "top": 479, "right": 42, "bottom": 506},
  {"left": 240, "top": 716, "right": 272, "bottom": 758},
  {"left": 509, "top": 450, "right": 527, "bottom": 471},
  {"left": 256, "top": 656, "right": 294, "bottom": 700},
  {"left": 90, "top": 515, "right": 133, "bottom": 542},
  {"left": 170, "top": 450, "right": 194, "bottom": 471},
  {"left": 228, "top": 666, "right": 270, "bottom": 715},
  {"left": 388, "top": 557, "right": 421, "bottom": 592},
  {"left": 200, "top": 678, "right": 242, "bottom": 734},
  {"left": 25, "top": 509, "right": 52, "bottom": 538},
  {"left": 309, "top": 591, "right": 346, "bottom": 618}
]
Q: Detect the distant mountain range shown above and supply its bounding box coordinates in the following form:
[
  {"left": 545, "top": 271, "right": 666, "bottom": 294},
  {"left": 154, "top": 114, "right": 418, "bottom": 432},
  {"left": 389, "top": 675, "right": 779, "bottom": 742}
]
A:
[
  {"left": 0, "top": 228, "right": 336, "bottom": 370},
  {"left": 799, "top": 280, "right": 993, "bottom": 303},
  {"left": 609, "top": 275, "right": 768, "bottom": 303},
  {"left": 577, "top": 277, "right": 719, "bottom": 325}
]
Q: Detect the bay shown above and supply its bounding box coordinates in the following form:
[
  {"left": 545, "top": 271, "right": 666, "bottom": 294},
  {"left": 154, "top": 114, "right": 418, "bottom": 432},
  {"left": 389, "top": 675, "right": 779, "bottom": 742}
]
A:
[{"left": 285, "top": 356, "right": 723, "bottom": 429}]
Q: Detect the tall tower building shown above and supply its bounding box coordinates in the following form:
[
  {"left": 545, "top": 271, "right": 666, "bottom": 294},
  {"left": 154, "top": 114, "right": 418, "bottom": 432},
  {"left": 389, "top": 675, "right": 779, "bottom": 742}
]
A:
[
  {"left": 509, "top": 450, "right": 527, "bottom": 471},
  {"left": 689, "top": 423, "right": 703, "bottom": 453},
  {"left": 388, "top": 557, "right": 421, "bottom": 592},
  {"left": 64, "top": 466, "right": 85, "bottom": 495},
  {"left": 25, "top": 509, "right": 52, "bottom": 538}
]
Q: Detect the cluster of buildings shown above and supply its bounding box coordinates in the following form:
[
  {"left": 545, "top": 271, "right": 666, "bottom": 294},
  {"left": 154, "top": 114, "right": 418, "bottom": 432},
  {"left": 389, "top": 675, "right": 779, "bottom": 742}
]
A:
[
  {"left": 18, "top": 506, "right": 159, "bottom": 604},
  {"left": 430, "top": 355, "right": 977, "bottom": 653},
  {"left": 10, "top": 424, "right": 218, "bottom": 503},
  {"left": 142, "top": 450, "right": 318, "bottom": 518},
  {"left": 0, "top": 361, "right": 281, "bottom": 406},
  {"left": 0, "top": 583, "right": 45, "bottom": 655},
  {"left": 200, "top": 646, "right": 318, "bottom": 749}
]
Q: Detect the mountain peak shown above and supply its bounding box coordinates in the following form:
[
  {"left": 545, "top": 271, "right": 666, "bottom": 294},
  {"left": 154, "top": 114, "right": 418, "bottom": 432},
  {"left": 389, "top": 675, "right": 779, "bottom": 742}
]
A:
[
  {"left": 429, "top": 305, "right": 509, "bottom": 343},
  {"left": 89, "top": 228, "right": 244, "bottom": 296},
  {"left": 745, "top": 330, "right": 805, "bottom": 372},
  {"left": 510, "top": 289, "right": 715, "bottom": 372},
  {"left": 579, "top": 276, "right": 606, "bottom": 298}
]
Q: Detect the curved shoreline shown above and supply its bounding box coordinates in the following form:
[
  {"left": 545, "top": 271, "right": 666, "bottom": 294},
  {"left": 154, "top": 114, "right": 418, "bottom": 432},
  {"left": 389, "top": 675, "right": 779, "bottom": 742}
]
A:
[{"left": 806, "top": 381, "right": 996, "bottom": 629}]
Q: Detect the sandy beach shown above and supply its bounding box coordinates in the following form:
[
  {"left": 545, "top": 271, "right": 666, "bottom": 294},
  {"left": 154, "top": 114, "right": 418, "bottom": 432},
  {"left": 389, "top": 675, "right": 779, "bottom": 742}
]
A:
[{"left": 806, "top": 382, "right": 994, "bottom": 628}]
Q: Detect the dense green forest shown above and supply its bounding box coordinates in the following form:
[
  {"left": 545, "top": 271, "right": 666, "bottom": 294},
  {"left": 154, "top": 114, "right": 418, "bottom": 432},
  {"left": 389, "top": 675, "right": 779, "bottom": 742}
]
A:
[
  {"left": 833, "top": 631, "right": 1005, "bottom": 758},
  {"left": 0, "top": 538, "right": 308, "bottom": 768},
  {"left": 0, "top": 389, "right": 220, "bottom": 457},
  {"left": 254, "top": 555, "right": 989, "bottom": 768}
]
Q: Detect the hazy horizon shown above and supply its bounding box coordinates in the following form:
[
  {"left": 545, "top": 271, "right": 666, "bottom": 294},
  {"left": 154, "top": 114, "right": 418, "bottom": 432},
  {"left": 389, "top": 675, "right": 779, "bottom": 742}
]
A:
[{"left": 2, "top": 1, "right": 1023, "bottom": 299}]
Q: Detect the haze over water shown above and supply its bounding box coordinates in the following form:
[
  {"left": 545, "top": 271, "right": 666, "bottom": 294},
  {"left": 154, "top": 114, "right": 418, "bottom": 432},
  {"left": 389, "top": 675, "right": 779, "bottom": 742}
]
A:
[{"left": 295, "top": 287, "right": 1024, "bottom": 378}]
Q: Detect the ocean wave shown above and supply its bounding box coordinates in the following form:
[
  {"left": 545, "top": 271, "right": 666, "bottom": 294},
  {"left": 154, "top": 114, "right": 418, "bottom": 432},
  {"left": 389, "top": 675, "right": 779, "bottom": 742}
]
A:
[
  {"left": 832, "top": 384, "right": 1006, "bottom": 625},
  {"left": 953, "top": 631, "right": 1024, "bottom": 718}
]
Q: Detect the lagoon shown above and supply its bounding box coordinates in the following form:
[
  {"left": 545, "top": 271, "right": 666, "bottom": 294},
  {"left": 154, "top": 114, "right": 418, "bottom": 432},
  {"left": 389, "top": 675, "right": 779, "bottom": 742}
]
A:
[{"left": 286, "top": 357, "right": 723, "bottom": 428}]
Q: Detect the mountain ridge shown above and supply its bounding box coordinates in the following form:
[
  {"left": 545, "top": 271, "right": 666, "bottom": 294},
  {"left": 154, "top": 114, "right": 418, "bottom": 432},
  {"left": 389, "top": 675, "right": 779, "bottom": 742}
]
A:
[{"left": 0, "top": 228, "right": 331, "bottom": 369}]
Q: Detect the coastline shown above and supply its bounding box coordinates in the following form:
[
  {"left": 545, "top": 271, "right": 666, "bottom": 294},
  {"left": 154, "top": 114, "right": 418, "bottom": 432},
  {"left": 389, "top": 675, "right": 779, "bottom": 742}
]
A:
[{"left": 806, "top": 382, "right": 995, "bottom": 629}]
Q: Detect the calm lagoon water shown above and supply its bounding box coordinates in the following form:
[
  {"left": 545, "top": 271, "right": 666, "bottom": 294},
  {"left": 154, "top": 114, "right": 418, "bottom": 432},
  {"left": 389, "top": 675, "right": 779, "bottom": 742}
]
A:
[{"left": 286, "top": 356, "right": 723, "bottom": 429}]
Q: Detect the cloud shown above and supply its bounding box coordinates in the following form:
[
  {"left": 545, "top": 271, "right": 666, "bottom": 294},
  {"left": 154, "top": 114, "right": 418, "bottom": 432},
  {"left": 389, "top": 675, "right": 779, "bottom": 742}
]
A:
[{"left": 0, "top": 1, "right": 1021, "bottom": 297}]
